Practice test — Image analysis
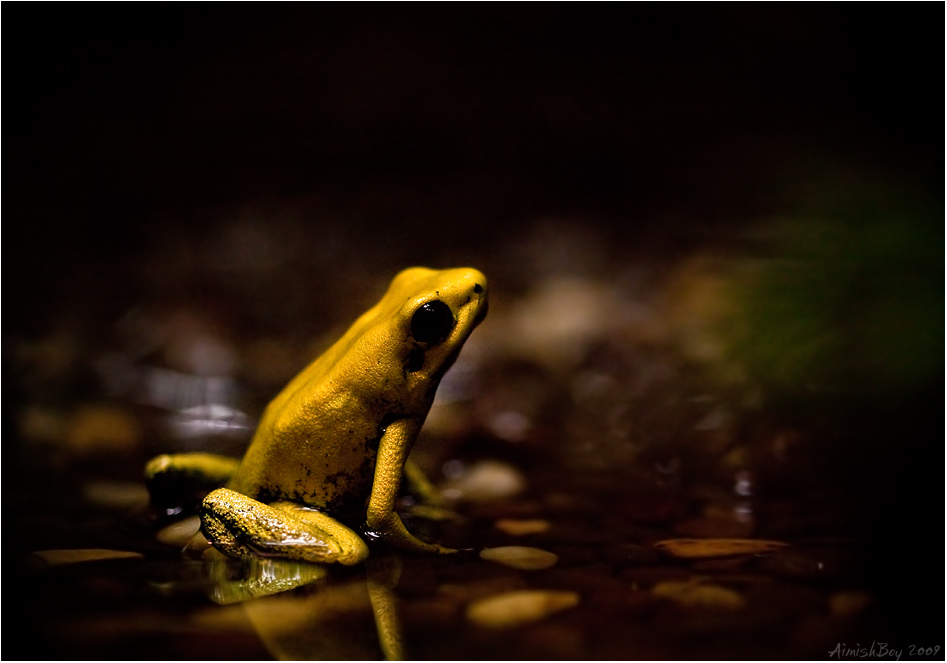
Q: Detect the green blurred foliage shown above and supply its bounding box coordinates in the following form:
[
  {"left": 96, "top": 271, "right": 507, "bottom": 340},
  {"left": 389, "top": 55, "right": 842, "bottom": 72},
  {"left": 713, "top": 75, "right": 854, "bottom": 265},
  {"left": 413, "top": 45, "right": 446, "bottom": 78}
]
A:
[{"left": 730, "top": 182, "right": 941, "bottom": 400}]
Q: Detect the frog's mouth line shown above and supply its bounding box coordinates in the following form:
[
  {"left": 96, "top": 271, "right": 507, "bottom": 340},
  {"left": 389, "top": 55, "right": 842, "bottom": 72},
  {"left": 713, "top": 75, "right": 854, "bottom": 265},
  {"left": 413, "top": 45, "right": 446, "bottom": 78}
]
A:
[
  {"left": 435, "top": 300, "right": 486, "bottom": 376},
  {"left": 473, "top": 298, "right": 489, "bottom": 326},
  {"left": 451, "top": 297, "right": 488, "bottom": 351}
]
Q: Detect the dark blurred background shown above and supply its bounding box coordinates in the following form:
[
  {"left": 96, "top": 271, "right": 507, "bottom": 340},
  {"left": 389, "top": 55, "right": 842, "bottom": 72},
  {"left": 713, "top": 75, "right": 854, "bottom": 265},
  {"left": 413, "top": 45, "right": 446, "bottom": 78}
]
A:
[
  {"left": 7, "top": 4, "right": 939, "bottom": 331},
  {"left": 4, "top": 4, "right": 943, "bottom": 658}
]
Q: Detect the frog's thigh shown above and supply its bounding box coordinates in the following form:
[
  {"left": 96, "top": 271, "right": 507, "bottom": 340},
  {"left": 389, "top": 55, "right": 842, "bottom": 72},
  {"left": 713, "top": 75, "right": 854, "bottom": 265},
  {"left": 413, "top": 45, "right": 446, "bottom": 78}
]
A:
[{"left": 201, "top": 488, "right": 368, "bottom": 566}]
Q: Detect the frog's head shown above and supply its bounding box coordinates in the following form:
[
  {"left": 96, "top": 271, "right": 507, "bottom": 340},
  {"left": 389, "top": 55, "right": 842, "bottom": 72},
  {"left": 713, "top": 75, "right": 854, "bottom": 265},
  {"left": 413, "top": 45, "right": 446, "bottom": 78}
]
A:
[
  {"left": 340, "top": 266, "right": 485, "bottom": 407},
  {"left": 389, "top": 266, "right": 488, "bottom": 379},
  {"left": 325, "top": 267, "right": 487, "bottom": 413}
]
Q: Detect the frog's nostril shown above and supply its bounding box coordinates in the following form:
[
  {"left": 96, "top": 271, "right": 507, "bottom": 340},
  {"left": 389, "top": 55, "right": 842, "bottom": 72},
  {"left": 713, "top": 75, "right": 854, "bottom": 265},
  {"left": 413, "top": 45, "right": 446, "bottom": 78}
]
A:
[{"left": 473, "top": 283, "right": 484, "bottom": 294}]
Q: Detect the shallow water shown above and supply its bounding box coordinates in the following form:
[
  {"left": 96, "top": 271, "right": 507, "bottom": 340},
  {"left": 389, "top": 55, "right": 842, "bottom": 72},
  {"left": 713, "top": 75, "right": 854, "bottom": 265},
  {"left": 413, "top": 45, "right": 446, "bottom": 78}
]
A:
[
  {"left": 8, "top": 236, "right": 941, "bottom": 659},
  {"left": 6, "top": 9, "right": 941, "bottom": 656}
]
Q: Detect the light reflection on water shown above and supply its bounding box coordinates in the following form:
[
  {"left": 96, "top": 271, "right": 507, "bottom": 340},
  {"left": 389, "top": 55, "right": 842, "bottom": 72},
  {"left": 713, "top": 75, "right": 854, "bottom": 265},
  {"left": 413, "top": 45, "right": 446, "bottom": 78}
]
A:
[
  {"left": 203, "top": 553, "right": 402, "bottom": 660},
  {"left": 205, "top": 554, "right": 329, "bottom": 605}
]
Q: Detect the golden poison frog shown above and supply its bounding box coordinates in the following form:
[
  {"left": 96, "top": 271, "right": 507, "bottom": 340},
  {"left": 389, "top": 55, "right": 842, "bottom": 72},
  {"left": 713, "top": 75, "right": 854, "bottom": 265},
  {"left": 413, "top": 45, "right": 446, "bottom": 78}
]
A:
[{"left": 147, "top": 267, "right": 488, "bottom": 565}]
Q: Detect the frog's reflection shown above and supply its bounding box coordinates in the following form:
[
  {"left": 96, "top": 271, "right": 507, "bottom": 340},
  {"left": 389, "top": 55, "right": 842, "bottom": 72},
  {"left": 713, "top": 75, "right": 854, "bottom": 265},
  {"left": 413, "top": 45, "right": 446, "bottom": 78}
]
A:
[{"left": 205, "top": 551, "right": 404, "bottom": 660}]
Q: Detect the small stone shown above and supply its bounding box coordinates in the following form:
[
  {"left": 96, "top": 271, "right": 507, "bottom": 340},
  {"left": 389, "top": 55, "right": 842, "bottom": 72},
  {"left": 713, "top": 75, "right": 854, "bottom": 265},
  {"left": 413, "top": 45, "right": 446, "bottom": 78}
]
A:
[
  {"left": 619, "top": 566, "right": 693, "bottom": 589},
  {"left": 442, "top": 460, "right": 526, "bottom": 502},
  {"left": 494, "top": 518, "right": 550, "bottom": 536},
  {"left": 466, "top": 590, "right": 580, "bottom": 629},
  {"left": 32, "top": 549, "right": 144, "bottom": 566},
  {"left": 64, "top": 405, "right": 141, "bottom": 455},
  {"left": 653, "top": 538, "right": 787, "bottom": 559},
  {"left": 156, "top": 515, "right": 203, "bottom": 547},
  {"left": 486, "top": 410, "right": 532, "bottom": 442},
  {"left": 82, "top": 481, "right": 150, "bottom": 510},
  {"left": 18, "top": 407, "right": 66, "bottom": 443},
  {"left": 651, "top": 580, "right": 745, "bottom": 610},
  {"left": 438, "top": 574, "right": 529, "bottom": 605},
  {"left": 828, "top": 591, "right": 873, "bottom": 617},
  {"left": 480, "top": 546, "right": 559, "bottom": 570}
]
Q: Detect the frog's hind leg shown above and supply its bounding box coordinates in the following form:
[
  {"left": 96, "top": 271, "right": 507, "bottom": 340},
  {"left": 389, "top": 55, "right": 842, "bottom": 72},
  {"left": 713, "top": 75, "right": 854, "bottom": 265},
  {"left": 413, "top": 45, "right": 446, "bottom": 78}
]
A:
[
  {"left": 403, "top": 459, "right": 443, "bottom": 506},
  {"left": 145, "top": 452, "right": 242, "bottom": 515},
  {"left": 402, "top": 459, "right": 458, "bottom": 523},
  {"left": 201, "top": 488, "right": 369, "bottom": 566}
]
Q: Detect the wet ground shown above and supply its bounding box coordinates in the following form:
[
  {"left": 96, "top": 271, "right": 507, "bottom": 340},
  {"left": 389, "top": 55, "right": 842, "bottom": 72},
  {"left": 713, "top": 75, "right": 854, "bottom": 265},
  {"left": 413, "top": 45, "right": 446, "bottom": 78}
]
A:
[
  {"left": 5, "top": 6, "right": 942, "bottom": 661},
  {"left": 6, "top": 216, "right": 942, "bottom": 659}
]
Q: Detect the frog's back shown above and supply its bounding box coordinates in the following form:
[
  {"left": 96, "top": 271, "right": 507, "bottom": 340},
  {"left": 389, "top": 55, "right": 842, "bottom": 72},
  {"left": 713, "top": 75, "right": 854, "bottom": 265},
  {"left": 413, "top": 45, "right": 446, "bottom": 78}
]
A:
[
  {"left": 227, "top": 375, "right": 387, "bottom": 512},
  {"left": 225, "top": 266, "right": 487, "bottom": 514}
]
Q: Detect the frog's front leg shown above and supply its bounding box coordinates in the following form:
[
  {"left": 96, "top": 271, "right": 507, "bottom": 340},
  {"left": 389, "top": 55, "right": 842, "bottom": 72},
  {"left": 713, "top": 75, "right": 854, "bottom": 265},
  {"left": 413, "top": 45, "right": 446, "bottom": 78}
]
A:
[
  {"left": 366, "top": 418, "right": 456, "bottom": 555},
  {"left": 201, "top": 488, "right": 369, "bottom": 566}
]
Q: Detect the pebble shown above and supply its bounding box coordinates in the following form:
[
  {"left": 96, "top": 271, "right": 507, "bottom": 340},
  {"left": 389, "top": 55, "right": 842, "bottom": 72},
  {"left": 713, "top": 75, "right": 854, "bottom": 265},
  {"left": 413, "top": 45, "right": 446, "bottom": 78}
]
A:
[
  {"left": 653, "top": 538, "right": 787, "bottom": 559},
  {"left": 466, "top": 590, "right": 580, "bottom": 629},
  {"left": 156, "top": 516, "right": 203, "bottom": 547},
  {"left": 619, "top": 566, "right": 693, "bottom": 589},
  {"left": 82, "top": 481, "right": 150, "bottom": 510},
  {"left": 18, "top": 407, "right": 66, "bottom": 443},
  {"left": 64, "top": 405, "right": 141, "bottom": 455},
  {"left": 32, "top": 549, "right": 144, "bottom": 566},
  {"left": 495, "top": 518, "right": 550, "bottom": 536},
  {"left": 651, "top": 580, "right": 745, "bottom": 610},
  {"left": 502, "top": 277, "right": 618, "bottom": 372},
  {"left": 442, "top": 460, "right": 526, "bottom": 503},
  {"left": 828, "top": 590, "right": 873, "bottom": 618},
  {"left": 480, "top": 546, "right": 559, "bottom": 570},
  {"left": 438, "top": 575, "right": 529, "bottom": 604}
]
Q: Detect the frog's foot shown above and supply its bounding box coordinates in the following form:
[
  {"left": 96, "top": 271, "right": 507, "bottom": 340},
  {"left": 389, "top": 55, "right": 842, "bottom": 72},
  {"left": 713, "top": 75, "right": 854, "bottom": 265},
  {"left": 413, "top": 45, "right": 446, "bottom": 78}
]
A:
[
  {"left": 201, "top": 488, "right": 369, "bottom": 566},
  {"left": 365, "top": 511, "right": 457, "bottom": 556},
  {"left": 146, "top": 452, "right": 242, "bottom": 515}
]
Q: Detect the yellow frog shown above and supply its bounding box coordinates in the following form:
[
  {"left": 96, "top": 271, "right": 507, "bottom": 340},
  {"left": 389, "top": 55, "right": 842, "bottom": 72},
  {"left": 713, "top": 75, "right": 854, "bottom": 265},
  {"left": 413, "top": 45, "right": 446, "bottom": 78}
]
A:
[{"left": 146, "top": 267, "right": 488, "bottom": 566}]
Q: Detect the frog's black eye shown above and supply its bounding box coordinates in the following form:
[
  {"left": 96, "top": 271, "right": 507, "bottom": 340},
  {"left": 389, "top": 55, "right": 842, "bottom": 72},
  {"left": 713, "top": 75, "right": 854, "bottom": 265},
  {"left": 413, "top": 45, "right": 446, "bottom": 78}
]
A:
[{"left": 411, "top": 300, "right": 454, "bottom": 344}]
